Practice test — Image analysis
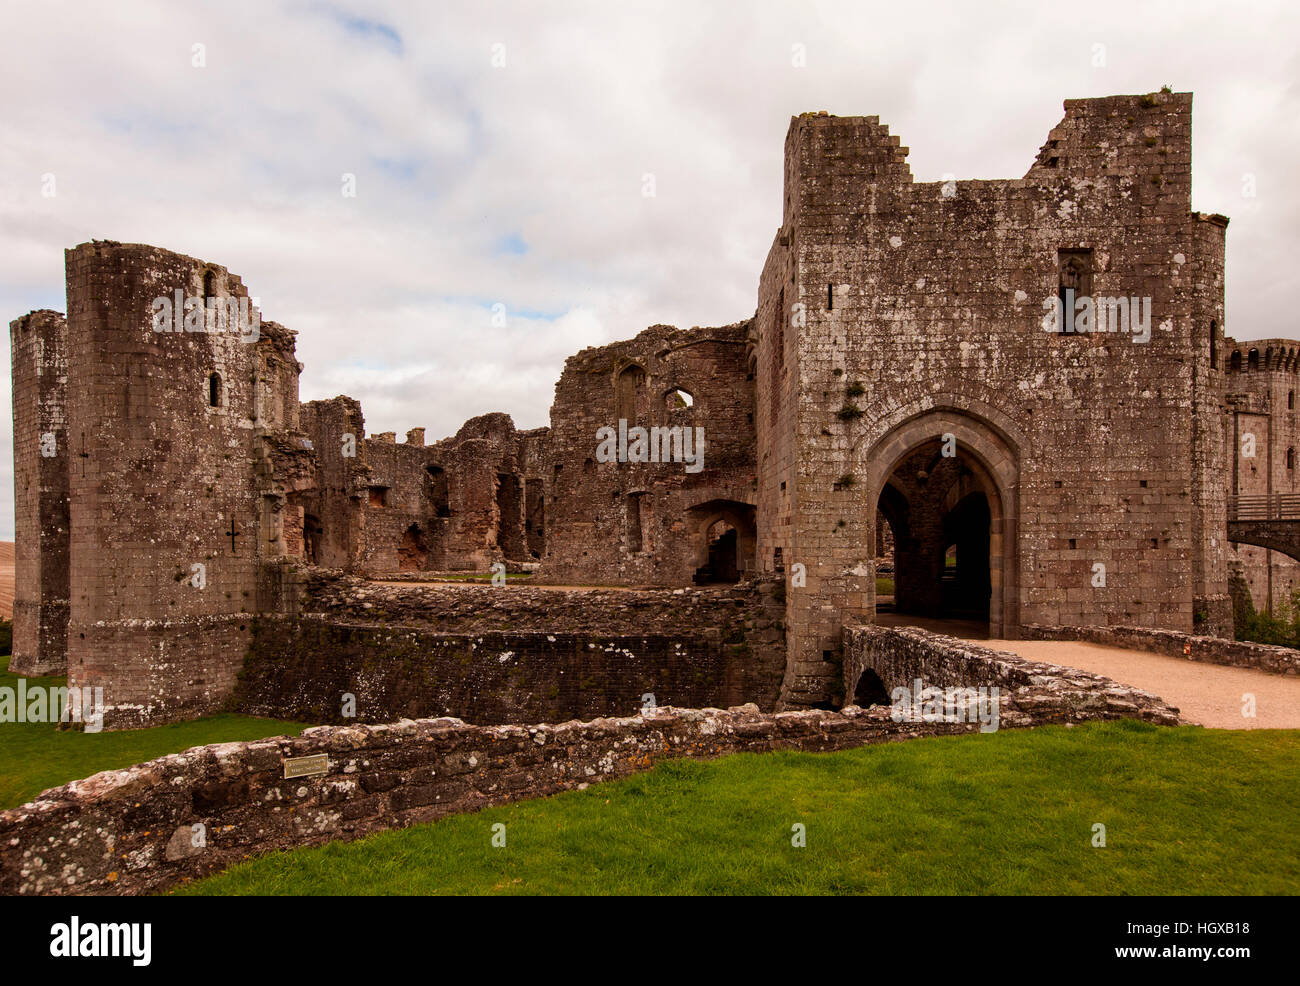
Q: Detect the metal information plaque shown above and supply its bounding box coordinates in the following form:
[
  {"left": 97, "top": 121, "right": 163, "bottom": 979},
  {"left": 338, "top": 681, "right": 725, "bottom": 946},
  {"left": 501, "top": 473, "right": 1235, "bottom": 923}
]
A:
[{"left": 283, "top": 753, "right": 329, "bottom": 779}]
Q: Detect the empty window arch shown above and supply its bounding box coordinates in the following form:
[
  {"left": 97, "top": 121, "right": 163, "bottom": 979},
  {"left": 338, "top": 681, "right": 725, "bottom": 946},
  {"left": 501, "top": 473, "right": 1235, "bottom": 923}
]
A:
[
  {"left": 207, "top": 372, "right": 222, "bottom": 407},
  {"left": 665, "top": 388, "right": 694, "bottom": 410}
]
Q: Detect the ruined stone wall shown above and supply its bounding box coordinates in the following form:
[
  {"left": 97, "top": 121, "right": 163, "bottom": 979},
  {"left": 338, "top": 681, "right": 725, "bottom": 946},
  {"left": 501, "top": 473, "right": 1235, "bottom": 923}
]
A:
[
  {"left": 235, "top": 622, "right": 765, "bottom": 724},
  {"left": 756, "top": 223, "right": 797, "bottom": 606},
  {"left": 355, "top": 429, "right": 445, "bottom": 572},
  {"left": 1224, "top": 338, "right": 1300, "bottom": 611},
  {"left": 239, "top": 569, "right": 789, "bottom": 720},
  {"left": 296, "top": 407, "right": 543, "bottom": 575},
  {"left": 9, "top": 310, "right": 70, "bottom": 675},
  {"left": 0, "top": 705, "right": 964, "bottom": 896},
  {"left": 423, "top": 413, "right": 541, "bottom": 571},
  {"left": 543, "top": 323, "right": 757, "bottom": 586},
  {"left": 299, "top": 397, "right": 366, "bottom": 569},
  {"left": 63, "top": 243, "right": 266, "bottom": 726},
  {"left": 761, "top": 93, "right": 1230, "bottom": 706}
]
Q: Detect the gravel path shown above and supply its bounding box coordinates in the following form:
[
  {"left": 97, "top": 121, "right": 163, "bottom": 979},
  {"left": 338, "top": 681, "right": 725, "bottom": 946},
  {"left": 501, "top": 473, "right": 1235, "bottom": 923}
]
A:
[{"left": 983, "top": 638, "right": 1300, "bottom": 730}]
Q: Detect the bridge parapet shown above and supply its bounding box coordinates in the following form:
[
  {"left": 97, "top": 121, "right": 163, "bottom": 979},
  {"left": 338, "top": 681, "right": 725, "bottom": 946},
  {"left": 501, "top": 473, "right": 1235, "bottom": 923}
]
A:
[{"left": 1228, "top": 494, "right": 1300, "bottom": 522}]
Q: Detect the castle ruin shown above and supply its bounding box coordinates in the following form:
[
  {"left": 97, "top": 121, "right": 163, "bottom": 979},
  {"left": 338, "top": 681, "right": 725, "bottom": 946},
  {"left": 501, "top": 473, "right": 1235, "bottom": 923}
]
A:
[{"left": 12, "top": 90, "right": 1275, "bottom": 729}]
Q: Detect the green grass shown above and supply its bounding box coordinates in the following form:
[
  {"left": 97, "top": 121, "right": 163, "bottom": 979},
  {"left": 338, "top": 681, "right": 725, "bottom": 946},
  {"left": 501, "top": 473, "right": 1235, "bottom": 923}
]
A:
[
  {"left": 0, "top": 656, "right": 304, "bottom": 810},
  {"left": 177, "top": 720, "right": 1300, "bottom": 895},
  {"left": 875, "top": 577, "right": 895, "bottom": 596}
]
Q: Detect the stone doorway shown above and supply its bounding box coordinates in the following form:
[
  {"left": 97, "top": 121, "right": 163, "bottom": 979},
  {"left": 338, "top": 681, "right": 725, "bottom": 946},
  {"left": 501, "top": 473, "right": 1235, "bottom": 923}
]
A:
[
  {"left": 696, "top": 521, "right": 740, "bottom": 584},
  {"left": 875, "top": 441, "right": 994, "bottom": 627},
  {"left": 687, "top": 499, "right": 756, "bottom": 585},
  {"left": 861, "top": 409, "right": 1019, "bottom": 638}
]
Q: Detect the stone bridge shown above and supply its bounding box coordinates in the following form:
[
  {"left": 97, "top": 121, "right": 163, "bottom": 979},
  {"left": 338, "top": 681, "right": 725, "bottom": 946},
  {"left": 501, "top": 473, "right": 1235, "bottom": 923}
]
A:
[{"left": 1227, "top": 494, "right": 1300, "bottom": 562}]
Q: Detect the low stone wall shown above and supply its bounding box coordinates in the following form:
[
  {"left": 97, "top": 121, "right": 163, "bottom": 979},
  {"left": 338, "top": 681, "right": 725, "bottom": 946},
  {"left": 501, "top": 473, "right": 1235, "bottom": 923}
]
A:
[
  {"left": 4, "top": 703, "right": 1006, "bottom": 896},
  {"left": 234, "top": 618, "right": 776, "bottom": 724},
  {"left": 1020, "top": 623, "right": 1300, "bottom": 676},
  {"left": 843, "top": 625, "right": 1181, "bottom": 725}
]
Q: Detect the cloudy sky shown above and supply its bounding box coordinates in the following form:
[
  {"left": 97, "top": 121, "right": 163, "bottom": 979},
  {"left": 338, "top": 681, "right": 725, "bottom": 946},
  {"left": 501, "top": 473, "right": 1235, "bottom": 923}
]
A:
[{"left": 1, "top": 0, "right": 1296, "bottom": 538}]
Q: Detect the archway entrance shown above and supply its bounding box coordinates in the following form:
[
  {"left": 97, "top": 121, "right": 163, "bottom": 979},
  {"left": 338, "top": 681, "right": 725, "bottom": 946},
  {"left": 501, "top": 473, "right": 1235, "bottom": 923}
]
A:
[
  {"left": 862, "top": 409, "right": 1019, "bottom": 638},
  {"left": 875, "top": 440, "right": 994, "bottom": 627},
  {"left": 687, "top": 499, "right": 756, "bottom": 585},
  {"left": 698, "top": 520, "right": 740, "bottom": 583}
]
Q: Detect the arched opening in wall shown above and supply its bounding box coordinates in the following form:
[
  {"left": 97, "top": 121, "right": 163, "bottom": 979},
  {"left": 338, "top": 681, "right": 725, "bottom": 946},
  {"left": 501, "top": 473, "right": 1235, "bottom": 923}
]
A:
[
  {"left": 207, "top": 372, "right": 222, "bottom": 408},
  {"left": 1210, "top": 320, "right": 1217, "bottom": 369},
  {"left": 1230, "top": 351, "right": 1242, "bottom": 373},
  {"left": 665, "top": 388, "right": 694, "bottom": 411},
  {"left": 873, "top": 437, "right": 997, "bottom": 630},
  {"left": 851, "top": 668, "right": 891, "bottom": 708},
  {"left": 1290, "top": 392, "right": 1295, "bottom": 411},
  {"left": 700, "top": 519, "right": 739, "bottom": 583},
  {"left": 615, "top": 364, "right": 648, "bottom": 423},
  {"left": 1249, "top": 348, "right": 1259, "bottom": 371},
  {"left": 425, "top": 464, "right": 450, "bottom": 517},
  {"left": 398, "top": 523, "right": 428, "bottom": 572},
  {"left": 687, "top": 499, "right": 756, "bottom": 585},
  {"left": 203, "top": 268, "right": 217, "bottom": 298},
  {"left": 303, "top": 514, "right": 323, "bottom": 565},
  {"left": 1288, "top": 448, "right": 1295, "bottom": 471}
]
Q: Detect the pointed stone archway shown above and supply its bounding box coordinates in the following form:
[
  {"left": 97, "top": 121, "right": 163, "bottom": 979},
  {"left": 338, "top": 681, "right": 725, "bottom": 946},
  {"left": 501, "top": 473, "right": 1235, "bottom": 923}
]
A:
[{"left": 859, "top": 408, "right": 1020, "bottom": 638}]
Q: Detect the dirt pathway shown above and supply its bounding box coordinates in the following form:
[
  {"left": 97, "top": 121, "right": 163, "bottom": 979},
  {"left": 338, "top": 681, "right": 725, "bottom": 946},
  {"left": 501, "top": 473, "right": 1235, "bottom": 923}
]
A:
[{"left": 983, "top": 638, "right": 1300, "bottom": 730}]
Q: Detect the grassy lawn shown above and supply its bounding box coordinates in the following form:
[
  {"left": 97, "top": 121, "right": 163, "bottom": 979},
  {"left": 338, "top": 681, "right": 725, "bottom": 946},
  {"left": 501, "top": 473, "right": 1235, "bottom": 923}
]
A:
[
  {"left": 0, "top": 655, "right": 304, "bottom": 810},
  {"left": 177, "top": 719, "right": 1300, "bottom": 895}
]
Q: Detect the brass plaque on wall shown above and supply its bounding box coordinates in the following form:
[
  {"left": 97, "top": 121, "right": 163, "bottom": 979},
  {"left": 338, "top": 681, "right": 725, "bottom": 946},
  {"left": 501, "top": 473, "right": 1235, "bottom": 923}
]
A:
[{"left": 283, "top": 753, "right": 329, "bottom": 779}]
